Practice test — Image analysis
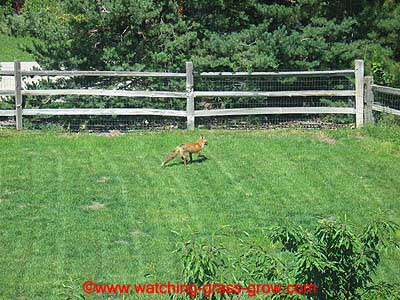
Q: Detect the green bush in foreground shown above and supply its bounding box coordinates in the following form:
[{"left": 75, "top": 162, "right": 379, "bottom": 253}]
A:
[
  {"left": 177, "top": 218, "right": 399, "bottom": 300},
  {"left": 270, "top": 218, "right": 399, "bottom": 300},
  {"left": 174, "top": 239, "right": 226, "bottom": 300}
]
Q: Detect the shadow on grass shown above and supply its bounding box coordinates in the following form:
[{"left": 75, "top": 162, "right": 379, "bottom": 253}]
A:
[{"left": 163, "top": 156, "right": 208, "bottom": 168}]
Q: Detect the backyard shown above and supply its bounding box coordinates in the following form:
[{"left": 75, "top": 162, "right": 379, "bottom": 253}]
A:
[{"left": 0, "top": 126, "right": 399, "bottom": 299}]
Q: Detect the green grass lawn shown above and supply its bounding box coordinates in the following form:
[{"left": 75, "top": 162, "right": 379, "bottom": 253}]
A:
[
  {"left": 0, "top": 34, "right": 35, "bottom": 61},
  {"left": 0, "top": 127, "right": 399, "bottom": 299}
]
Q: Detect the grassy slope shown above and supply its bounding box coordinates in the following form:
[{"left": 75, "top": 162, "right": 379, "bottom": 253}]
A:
[
  {"left": 0, "top": 128, "right": 399, "bottom": 299},
  {"left": 0, "top": 34, "right": 35, "bottom": 61}
]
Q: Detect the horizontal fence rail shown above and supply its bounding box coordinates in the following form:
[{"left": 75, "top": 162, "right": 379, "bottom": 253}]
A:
[
  {"left": 21, "top": 70, "right": 187, "bottom": 77},
  {"left": 0, "top": 110, "right": 16, "bottom": 116},
  {"left": 22, "top": 108, "right": 187, "bottom": 117},
  {"left": 368, "top": 83, "right": 400, "bottom": 118},
  {"left": 21, "top": 89, "right": 187, "bottom": 98},
  {"left": 372, "top": 105, "right": 400, "bottom": 116},
  {"left": 193, "top": 90, "right": 356, "bottom": 98},
  {"left": 0, "top": 70, "right": 186, "bottom": 77},
  {"left": 198, "top": 70, "right": 355, "bottom": 77},
  {"left": 0, "top": 70, "right": 14, "bottom": 76},
  {"left": 0, "top": 60, "right": 368, "bottom": 130},
  {"left": 194, "top": 107, "right": 356, "bottom": 117},
  {"left": 0, "top": 90, "right": 15, "bottom": 96},
  {"left": 372, "top": 84, "right": 400, "bottom": 96}
]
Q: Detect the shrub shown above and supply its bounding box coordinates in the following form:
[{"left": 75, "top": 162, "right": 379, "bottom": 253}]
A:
[
  {"left": 268, "top": 218, "right": 399, "bottom": 300},
  {"left": 174, "top": 238, "right": 226, "bottom": 300},
  {"left": 174, "top": 218, "right": 399, "bottom": 300}
]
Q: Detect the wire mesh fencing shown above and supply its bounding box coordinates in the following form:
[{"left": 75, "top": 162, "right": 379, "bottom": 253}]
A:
[
  {"left": 0, "top": 76, "right": 15, "bottom": 128},
  {"left": 0, "top": 75, "right": 14, "bottom": 91},
  {"left": 21, "top": 75, "right": 187, "bottom": 131},
  {"left": 193, "top": 74, "right": 355, "bottom": 129},
  {"left": 372, "top": 86, "right": 400, "bottom": 123},
  {"left": 194, "top": 74, "right": 354, "bottom": 92},
  {"left": 0, "top": 115, "right": 15, "bottom": 129},
  {"left": 373, "top": 90, "right": 400, "bottom": 110},
  {"left": 1, "top": 61, "right": 363, "bottom": 131}
]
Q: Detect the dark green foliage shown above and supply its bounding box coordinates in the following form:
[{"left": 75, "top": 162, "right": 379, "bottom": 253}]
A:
[
  {"left": 268, "top": 218, "right": 399, "bottom": 300},
  {"left": 1, "top": 1, "right": 399, "bottom": 81},
  {"left": 0, "top": 0, "right": 13, "bottom": 15},
  {"left": 372, "top": 62, "right": 394, "bottom": 86},
  {"left": 11, "top": 1, "right": 398, "bottom": 82},
  {"left": 175, "top": 218, "right": 398, "bottom": 300},
  {"left": 175, "top": 238, "right": 226, "bottom": 300}
]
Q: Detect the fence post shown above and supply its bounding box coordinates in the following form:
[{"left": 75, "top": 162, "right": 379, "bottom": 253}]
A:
[
  {"left": 14, "top": 60, "right": 22, "bottom": 130},
  {"left": 355, "top": 59, "right": 364, "bottom": 128},
  {"left": 14, "top": 60, "right": 23, "bottom": 130},
  {"left": 364, "top": 76, "right": 374, "bottom": 125},
  {"left": 186, "top": 61, "right": 195, "bottom": 130}
]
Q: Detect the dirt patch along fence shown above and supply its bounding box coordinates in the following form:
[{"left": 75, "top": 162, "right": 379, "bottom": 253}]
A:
[{"left": 0, "top": 60, "right": 370, "bottom": 130}]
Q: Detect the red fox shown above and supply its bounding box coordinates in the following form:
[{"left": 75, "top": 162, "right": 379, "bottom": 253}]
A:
[{"left": 161, "top": 135, "right": 208, "bottom": 166}]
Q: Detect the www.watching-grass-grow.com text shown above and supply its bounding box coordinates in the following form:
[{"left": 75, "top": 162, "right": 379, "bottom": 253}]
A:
[{"left": 82, "top": 281, "right": 317, "bottom": 297}]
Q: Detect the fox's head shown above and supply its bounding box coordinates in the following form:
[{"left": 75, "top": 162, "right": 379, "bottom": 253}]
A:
[{"left": 200, "top": 135, "right": 208, "bottom": 146}]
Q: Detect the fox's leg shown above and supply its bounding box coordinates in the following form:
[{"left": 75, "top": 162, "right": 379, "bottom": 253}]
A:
[
  {"left": 189, "top": 153, "right": 193, "bottom": 163},
  {"left": 179, "top": 148, "right": 186, "bottom": 165},
  {"left": 182, "top": 154, "right": 188, "bottom": 165},
  {"left": 181, "top": 151, "right": 188, "bottom": 165}
]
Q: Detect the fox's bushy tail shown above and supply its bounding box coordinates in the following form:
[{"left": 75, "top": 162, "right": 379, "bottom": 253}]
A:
[{"left": 161, "top": 148, "right": 180, "bottom": 166}]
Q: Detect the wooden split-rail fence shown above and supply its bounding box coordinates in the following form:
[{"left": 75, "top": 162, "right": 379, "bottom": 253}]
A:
[{"left": 0, "top": 59, "right": 398, "bottom": 130}]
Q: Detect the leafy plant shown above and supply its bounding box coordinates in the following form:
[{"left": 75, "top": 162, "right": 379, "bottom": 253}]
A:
[
  {"left": 372, "top": 62, "right": 393, "bottom": 86},
  {"left": 173, "top": 218, "right": 399, "bottom": 300},
  {"left": 174, "top": 238, "right": 226, "bottom": 300},
  {"left": 268, "top": 217, "right": 399, "bottom": 300}
]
